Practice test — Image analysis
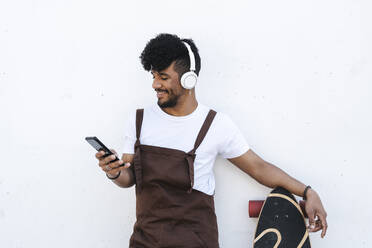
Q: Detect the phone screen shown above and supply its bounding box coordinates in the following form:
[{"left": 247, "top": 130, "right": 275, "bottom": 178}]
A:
[{"left": 85, "top": 136, "right": 119, "bottom": 162}]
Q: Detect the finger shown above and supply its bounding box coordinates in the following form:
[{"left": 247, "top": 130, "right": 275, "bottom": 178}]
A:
[
  {"left": 101, "top": 158, "right": 125, "bottom": 170},
  {"left": 95, "top": 150, "right": 106, "bottom": 160},
  {"left": 99, "top": 155, "right": 113, "bottom": 167},
  {"left": 100, "top": 163, "right": 111, "bottom": 172},
  {"left": 318, "top": 212, "right": 328, "bottom": 238},
  {"left": 102, "top": 163, "right": 121, "bottom": 172},
  {"left": 110, "top": 159, "right": 125, "bottom": 169},
  {"left": 307, "top": 211, "right": 316, "bottom": 231},
  {"left": 110, "top": 149, "right": 117, "bottom": 156},
  {"left": 311, "top": 220, "right": 323, "bottom": 232},
  {"left": 104, "top": 154, "right": 118, "bottom": 165},
  {"left": 106, "top": 167, "right": 121, "bottom": 176},
  {"left": 122, "top": 162, "right": 132, "bottom": 169}
]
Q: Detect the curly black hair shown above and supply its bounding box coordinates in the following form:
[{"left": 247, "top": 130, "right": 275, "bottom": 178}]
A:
[{"left": 140, "top": 33, "right": 201, "bottom": 78}]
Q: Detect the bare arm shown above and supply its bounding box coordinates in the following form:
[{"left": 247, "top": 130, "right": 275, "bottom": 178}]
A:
[
  {"left": 228, "top": 149, "right": 328, "bottom": 238},
  {"left": 228, "top": 150, "right": 307, "bottom": 196}
]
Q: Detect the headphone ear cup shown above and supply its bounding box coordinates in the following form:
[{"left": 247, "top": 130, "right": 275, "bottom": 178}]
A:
[{"left": 181, "top": 71, "right": 198, "bottom": 89}]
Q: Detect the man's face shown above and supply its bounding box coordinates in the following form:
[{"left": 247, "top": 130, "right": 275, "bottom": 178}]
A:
[{"left": 151, "top": 61, "right": 186, "bottom": 108}]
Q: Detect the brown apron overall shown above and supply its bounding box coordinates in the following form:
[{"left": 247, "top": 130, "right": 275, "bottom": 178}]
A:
[{"left": 129, "top": 109, "right": 219, "bottom": 248}]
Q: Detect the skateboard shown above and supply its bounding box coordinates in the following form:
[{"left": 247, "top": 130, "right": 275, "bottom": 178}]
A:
[{"left": 249, "top": 187, "right": 311, "bottom": 248}]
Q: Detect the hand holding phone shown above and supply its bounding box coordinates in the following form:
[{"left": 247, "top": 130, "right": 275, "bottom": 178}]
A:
[{"left": 86, "top": 136, "right": 131, "bottom": 174}]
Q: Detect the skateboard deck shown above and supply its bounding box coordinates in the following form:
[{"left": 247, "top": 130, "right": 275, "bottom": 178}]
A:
[{"left": 253, "top": 187, "right": 311, "bottom": 248}]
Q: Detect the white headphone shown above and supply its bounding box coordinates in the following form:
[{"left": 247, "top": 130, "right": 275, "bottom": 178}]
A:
[{"left": 180, "top": 41, "right": 198, "bottom": 89}]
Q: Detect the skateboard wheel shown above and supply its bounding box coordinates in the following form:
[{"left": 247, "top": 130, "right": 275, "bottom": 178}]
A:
[
  {"left": 249, "top": 200, "right": 308, "bottom": 218},
  {"left": 249, "top": 200, "right": 264, "bottom": 218}
]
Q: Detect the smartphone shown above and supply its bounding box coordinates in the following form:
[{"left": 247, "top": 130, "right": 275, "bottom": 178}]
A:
[{"left": 85, "top": 136, "right": 120, "bottom": 164}]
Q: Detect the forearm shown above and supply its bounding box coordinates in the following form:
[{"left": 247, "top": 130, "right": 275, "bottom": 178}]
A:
[
  {"left": 229, "top": 150, "right": 307, "bottom": 197},
  {"left": 252, "top": 160, "right": 307, "bottom": 197}
]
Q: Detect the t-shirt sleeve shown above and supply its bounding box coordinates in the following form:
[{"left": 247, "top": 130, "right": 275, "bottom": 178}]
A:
[
  {"left": 217, "top": 113, "right": 250, "bottom": 159},
  {"left": 122, "top": 110, "right": 136, "bottom": 154}
]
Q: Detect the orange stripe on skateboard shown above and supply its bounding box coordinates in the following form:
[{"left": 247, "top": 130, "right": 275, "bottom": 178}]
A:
[{"left": 253, "top": 228, "right": 282, "bottom": 248}]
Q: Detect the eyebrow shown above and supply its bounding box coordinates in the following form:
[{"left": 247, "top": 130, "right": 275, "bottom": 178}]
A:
[{"left": 151, "top": 71, "right": 170, "bottom": 77}]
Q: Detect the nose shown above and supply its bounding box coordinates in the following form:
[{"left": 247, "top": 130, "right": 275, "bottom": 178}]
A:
[{"left": 152, "top": 79, "right": 162, "bottom": 89}]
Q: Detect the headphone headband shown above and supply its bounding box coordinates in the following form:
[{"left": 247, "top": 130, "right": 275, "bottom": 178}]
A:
[{"left": 182, "top": 41, "right": 196, "bottom": 72}]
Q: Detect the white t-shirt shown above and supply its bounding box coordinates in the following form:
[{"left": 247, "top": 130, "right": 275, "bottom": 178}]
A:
[{"left": 123, "top": 103, "right": 250, "bottom": 195}]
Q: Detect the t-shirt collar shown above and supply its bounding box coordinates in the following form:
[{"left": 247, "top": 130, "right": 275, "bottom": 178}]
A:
[{"left": 154, "top": 102, "right": 200, "bottom": 122}]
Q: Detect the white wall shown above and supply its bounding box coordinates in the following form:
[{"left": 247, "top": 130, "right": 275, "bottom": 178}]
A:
[{"left": 1, "top": 0, "right": 371, "bottom": 247}]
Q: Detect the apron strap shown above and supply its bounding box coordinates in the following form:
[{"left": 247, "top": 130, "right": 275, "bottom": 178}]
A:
[
  {"left": 190, "top": 109, "right": 217, "bottom": 154},
  {"left": 134, "top": 109, "right": 144, "bottom": 192},
  {"left": 136, "top": 109, "right": 144, "bottom": 140},
  {"left": 186, "top": 109, "right": 217, "bottom": 193}
]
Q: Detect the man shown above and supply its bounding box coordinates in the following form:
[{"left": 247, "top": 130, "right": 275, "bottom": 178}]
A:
[{"left": 95, "top": 33, "right": 327, "bottom": 247}]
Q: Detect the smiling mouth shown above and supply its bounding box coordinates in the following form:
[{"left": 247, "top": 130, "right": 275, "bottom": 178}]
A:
[{"left": 156, "top": 89, "right": 168, "bottom": 98}]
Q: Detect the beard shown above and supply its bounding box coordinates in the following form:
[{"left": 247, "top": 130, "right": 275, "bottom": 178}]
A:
[{"left": 157, "top": 89, "right": 180, "bottom": 108}]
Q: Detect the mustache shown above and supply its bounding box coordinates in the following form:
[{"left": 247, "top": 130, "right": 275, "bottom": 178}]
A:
[{"left": 155, "top": 89, "right": 169, "bottom": 93}]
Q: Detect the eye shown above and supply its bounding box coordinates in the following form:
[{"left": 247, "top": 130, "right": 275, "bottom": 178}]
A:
[{"left": 151, "top": 72, "right": 168, "bottom": 81}]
